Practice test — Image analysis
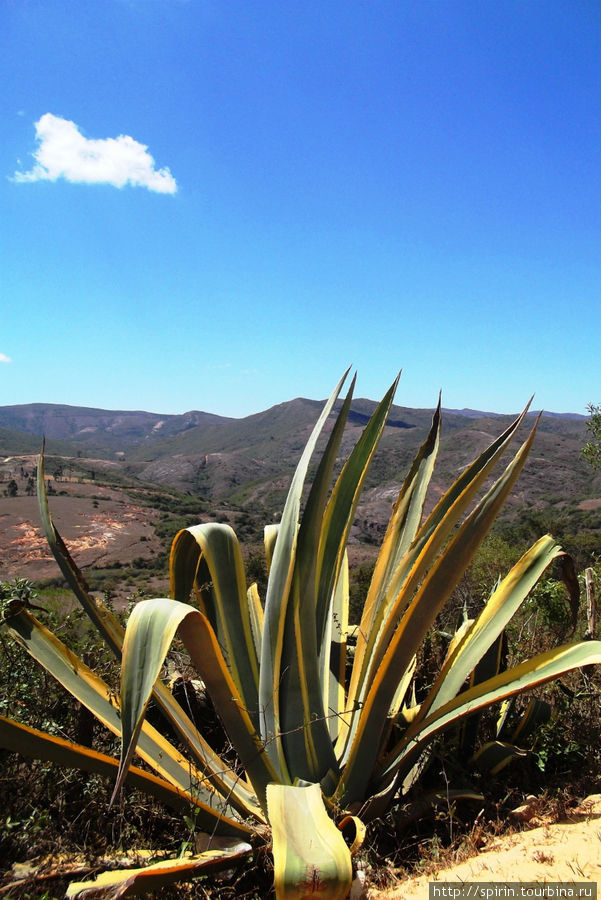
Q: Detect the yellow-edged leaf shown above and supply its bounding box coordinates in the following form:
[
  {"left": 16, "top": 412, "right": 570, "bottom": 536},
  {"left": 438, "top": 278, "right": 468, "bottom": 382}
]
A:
[
  {"left": 64, "top": 843, "right": 253, "bottom": 899},
  {"left": 116, "top": 597, "right": 279, "bottom": 811},
  {"left": 170, "top": 523, "right": 260, "bottom": 732},
  {"left": 267, "top": 782, "right": 352, "bottom": 900},
  {"left": 471, "top": 740, "right": 529, "bottom": 775},
  {"left": 4, "top": 607, "right": 256, "bottom": 829},
  {"left": 376, "top": 639, "right": 601, "bottom": 793},
  {"left": 259, "top": 369, "right": 350, "bottom": 780},
  {"left": 422, "top": 534, "right": 562, "bottom": 718},
  {"left": 0, "top": 716, "right": 219, "bottom": 818}
]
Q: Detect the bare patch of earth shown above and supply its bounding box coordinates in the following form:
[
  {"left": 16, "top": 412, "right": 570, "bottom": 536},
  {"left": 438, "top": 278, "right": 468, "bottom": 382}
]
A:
[
  {"left": 0, "top": 487, "right": 161, "bottom": 581},
  {"left": 579, "top": 498, "right": 601, "bottom": 511},
  {"left": 367, "top": 795, "right": 601, "bottom": 898}
]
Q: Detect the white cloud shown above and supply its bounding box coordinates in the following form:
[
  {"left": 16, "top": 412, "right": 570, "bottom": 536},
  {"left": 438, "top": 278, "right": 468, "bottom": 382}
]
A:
[
  {"left": 13, "top": 113, "right": 177, "bottom": 194},
  {"left": 0, "top": 353, "right": 12, "bottom": 363}
]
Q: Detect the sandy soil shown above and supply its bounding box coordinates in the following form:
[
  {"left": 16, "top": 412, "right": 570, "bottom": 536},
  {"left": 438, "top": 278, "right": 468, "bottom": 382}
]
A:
[{"left": 367, "top": 795, "right": 601, "bottom": 898}]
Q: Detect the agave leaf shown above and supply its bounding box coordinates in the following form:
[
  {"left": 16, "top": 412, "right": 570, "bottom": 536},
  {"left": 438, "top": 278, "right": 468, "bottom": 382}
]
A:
[
  {"left": 421, "top": 534, "right": 562, "bottom": 719},
  {"left": 64, "top": 843, "right": 253, "bottom": 899},
  {"left": 440, "top": 616, "right": 476, "bottom": 678},
  {"left": 395, "top": 400, "right": 532, "bottom": 606},
  {"left": 247, "top": 581, "right": 264, "bottom": 660},
  {"left": 337, "top": 419, "right": 540, "bottom": 805},
  {"left": 264, "top": 524, "right": 279, "bottom": 573},
  {"left": 374, "top": 405, "right": 532, "bottom": 658},
  {"left": 273, "top": 567, "right": 349, "bottom": 787},
  {"left": 471, "top": 740, "right": 529, "bottom": 775},
  {"left": 376, "top": 639, "right": 601, "bottom": 794},
  {"left": 321, "top": 552, "right": 349, "bottom": 743},
  {"left": 267, "top": 782, "right": 352, "bottom": 900},
  {"left": 0, "top": 716, "right": 231, "bottom": 820},
  {"left": 309, "top": 381, "right": 406, "bottom": 762},
  {"left": 388, "top": 653, "right": 417, "bottom": 721},
  {"left": 115, "top": 597, "right": 279, "bottom": 811},
  {"left": 276, "top": 574, "right": 340, "bottom": 782},
  {"left": 366, "top": 399, "right": 442, "bottom": 614},
  {"left": 297, "top": 376, "right": 356, "bottom": 646},
  {"left": 336, "top": 814, "right": 366, "bottom": 856},
  {"left": 501, "top": 697, "right": 552, "bottom": 744},
  {"left": 371, "top": 407, "right": 540, "bottom": 656},
  {"left": 278, "top": 448, "right": 358, "bottom": 779},
  {"left": 315, "top": 375, "right": 400, "bottom": 651},
  {"left": 259, "top": 369, "right": 350, "bottom": 779},
  {"left": 267, "top": 378, "right": 357, "bottom": 783},
  {"left": 3, "top": 608, "right": 257, "bottom": 830},
  {"left": 114, "top": 596, "right": 191, "bottom": 804},
  {"left": 495, "top": 697, "right": 514, "bottom": 738},
  {"left": 170, "top": 523, "right": 260, "bottom": 732}
]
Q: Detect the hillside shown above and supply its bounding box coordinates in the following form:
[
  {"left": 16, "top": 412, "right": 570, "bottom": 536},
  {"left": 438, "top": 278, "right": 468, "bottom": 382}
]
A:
[
  {"left": 0, "top": 398, "right": 598, "bottom": 586},
  {"left": 0, "top": 403, "right": 233, "bottom": 453}
]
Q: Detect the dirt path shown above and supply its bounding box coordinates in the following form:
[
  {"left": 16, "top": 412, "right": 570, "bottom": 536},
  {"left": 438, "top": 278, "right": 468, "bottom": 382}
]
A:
[{"left": 367, "top": 795, "right": 601, "bottom": 898}]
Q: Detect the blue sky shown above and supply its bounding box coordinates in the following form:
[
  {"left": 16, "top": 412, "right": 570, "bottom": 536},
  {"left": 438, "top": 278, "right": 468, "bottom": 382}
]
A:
[{"left": 2, "top": 1, "right": 600, "bottom": 417}]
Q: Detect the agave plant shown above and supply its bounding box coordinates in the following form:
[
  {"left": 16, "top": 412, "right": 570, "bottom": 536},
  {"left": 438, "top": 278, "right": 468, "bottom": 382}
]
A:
[{"left": 2, "top": 370, "right": 601, "bottom": 899}]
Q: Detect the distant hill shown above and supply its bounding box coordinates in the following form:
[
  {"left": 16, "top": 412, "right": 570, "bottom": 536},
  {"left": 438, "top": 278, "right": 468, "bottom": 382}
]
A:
[
  {"left": 0, "top": 399, "right": 591, "bottom": 503},
  {"left": 0, "top": 403, "right": 233, "bottom": 452},
  {"left": 443, "top": 407, "right": 585, "bottom": 420},
  {"left": 0, "top": 399, "right": 586, "bottom": 449}
]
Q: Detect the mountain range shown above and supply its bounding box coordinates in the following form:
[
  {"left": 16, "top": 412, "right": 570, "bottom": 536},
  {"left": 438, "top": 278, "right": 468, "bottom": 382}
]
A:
[{"left": 0, "top": 399, "right": 598, "bottom": 582}]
